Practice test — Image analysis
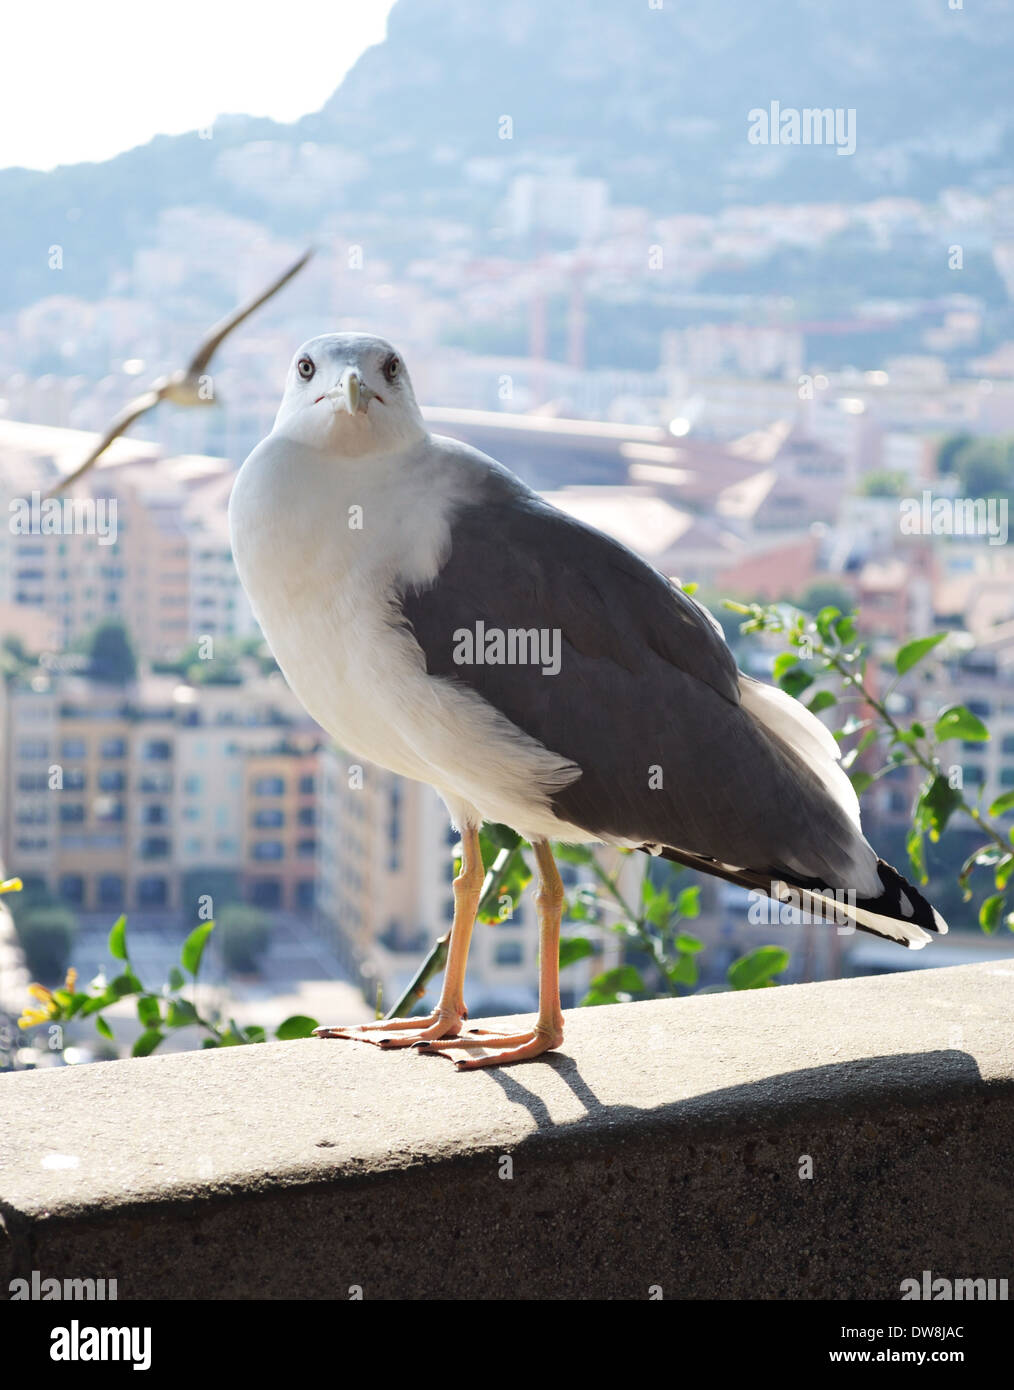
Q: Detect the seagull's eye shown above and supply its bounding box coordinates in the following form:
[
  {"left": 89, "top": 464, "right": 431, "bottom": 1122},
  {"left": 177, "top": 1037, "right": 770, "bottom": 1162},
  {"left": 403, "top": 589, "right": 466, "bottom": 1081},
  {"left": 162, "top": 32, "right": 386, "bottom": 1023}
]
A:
[
  {"left": 297, "top": 356, "right": 315, "bottom": 381},
  {"left": 383, "top": 354, "right": 400, "bottom": 383}
]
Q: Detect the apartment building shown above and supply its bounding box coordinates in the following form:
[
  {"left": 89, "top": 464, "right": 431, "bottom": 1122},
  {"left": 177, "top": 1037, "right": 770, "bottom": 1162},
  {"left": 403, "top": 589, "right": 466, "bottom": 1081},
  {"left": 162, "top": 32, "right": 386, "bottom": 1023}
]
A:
[
  {"left": 0, "top": 420, "right": 255, "bottom": 663},
  {"left": 2, "top": 670, "right": 321, "bottom": 914}
]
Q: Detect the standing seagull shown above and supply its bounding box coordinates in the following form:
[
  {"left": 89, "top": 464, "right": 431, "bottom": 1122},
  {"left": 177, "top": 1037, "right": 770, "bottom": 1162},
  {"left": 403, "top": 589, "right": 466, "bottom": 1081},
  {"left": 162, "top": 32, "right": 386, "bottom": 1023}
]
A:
[{"left": 229, "top": 333, "right": 947, "bottom": 1070}]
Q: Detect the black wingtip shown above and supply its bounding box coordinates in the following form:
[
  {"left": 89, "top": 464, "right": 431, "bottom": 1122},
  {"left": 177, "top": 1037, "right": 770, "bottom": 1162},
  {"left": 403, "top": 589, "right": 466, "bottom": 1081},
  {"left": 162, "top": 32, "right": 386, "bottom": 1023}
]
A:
[{"left": 860, "top": 858, "right": 949, "bottom": 936}]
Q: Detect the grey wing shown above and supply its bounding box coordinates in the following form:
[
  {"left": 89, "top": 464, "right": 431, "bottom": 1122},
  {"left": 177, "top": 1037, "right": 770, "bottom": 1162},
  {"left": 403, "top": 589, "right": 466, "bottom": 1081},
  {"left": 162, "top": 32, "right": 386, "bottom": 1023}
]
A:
[{"left": 398, "top": 483, "right": 867, "bottom": 887}]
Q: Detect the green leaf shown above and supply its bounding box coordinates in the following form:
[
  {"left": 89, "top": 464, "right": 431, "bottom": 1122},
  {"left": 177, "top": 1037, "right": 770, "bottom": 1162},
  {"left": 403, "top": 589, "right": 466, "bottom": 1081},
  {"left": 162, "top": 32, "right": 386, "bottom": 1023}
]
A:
[
  {"left": 835, "top": 615, "right": 857, "bottom": 645},
  {"left": 934, "top": 705, "right": 990, "bottom": 743},
  {"left": 980, "top": 894, "right": 1004, "bottom": 934},
  {"left": 995, "top": 856, "right": 1014, "bottom": 892},
  {"left": 907, "top": 826, "right": 927, "bottom": 883},
  {"left": 181, "top": 920, "right": 216, "bottom": 976},
  {"left": 136, "top": 996, "right": 161, "bottom": 1028},
  {"left": 807, "top": 690, "right": 837, "bottom": 714},
  {"left": 667, "top": 954, "right": 699, "bottom": 988},
  {"left": 989, "top": 791, "right": 1014, "bottom": 818},
  {"left": 166, "top": 998, "right": 198, "bottom": 1028},
  {"left": 275, "top": 1014, "right": 319, "bottom": 1040},
  {"left": 644, "top": 888, "right": 675, "bottom": 927},
  {"left": 110, "top": 971, "right": 143, "bottom": 999},
  {"left": 94, "top": 1015, "right": 113, "bottom": 1041},
  {"left": 815, "top": 606, "right": 841, "bottom": 641},
  {"left": 478, "top": 844, "right": 532, "bottom": 923},
  {"left": 728, "top": 945, "right": 789, "bottom": 991},
  {"left": 558, "top": 936, "right": 595, "bottom": 968},
  {"left": 242, "top": 1025, "right": 267, "bottom": 1044},
  {"left": 482, "top": 823, "right": 522, "bottom": 853},
  {"left": 895, "top": 632, "right": 946, "bottom": 676},
  {"left": 168, "top": 967, "right": 185, "bottom": 992},
  {"left": 916, "top": 774, "right": 964, "bottom": 842},
  {"left": 675, "top": 931, "right": 703, "bottom": 952},
  {"left": 108, "top": 914, "right": 128, "bottom": 961},
  {"left": 850, "top": 771, "right": 874, "bottom": 796},
  {"left": 674, "top": 887, "right": 701, "bottom": 920},
  {"left": 772, "top": 652, "right": 801, "bottom": 682},
  {"left": 553, "top": 842, "right": 594, "bottom": 864},
  {"left": 132, "top": 1028, "right": 164, "bottom": 1058},
  {"left": 581, "top": 965, "right": 645, "bottom": 1006},
  {"left": 779, "top": 668, "right": 814, "bottom": 699}
]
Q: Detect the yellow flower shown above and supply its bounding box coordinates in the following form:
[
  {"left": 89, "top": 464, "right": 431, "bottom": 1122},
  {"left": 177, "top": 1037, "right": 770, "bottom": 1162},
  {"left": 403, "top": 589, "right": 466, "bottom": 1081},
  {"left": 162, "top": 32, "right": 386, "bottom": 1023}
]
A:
[
  {"left": 64, "top": 967, "right": 78, "bottom": 992},
  {"left": 27, "top": 983, "right": 54, "bottom": 1005},
  {"left": 0, "top": 877, "right": 22, "bottom": 894},
  {"left": 18, "top": 1008, "right": 50, "bottom": 1029}
]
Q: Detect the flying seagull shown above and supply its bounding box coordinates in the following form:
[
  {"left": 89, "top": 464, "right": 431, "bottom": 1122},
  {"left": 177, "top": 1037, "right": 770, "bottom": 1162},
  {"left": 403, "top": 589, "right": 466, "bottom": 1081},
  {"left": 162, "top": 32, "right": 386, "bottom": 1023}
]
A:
[
  {"left": 228, "top": 333, "right": 948, "bottom": 1071},
  {"left": 48, "top": 249, "right": 313, "bottom": 499}
]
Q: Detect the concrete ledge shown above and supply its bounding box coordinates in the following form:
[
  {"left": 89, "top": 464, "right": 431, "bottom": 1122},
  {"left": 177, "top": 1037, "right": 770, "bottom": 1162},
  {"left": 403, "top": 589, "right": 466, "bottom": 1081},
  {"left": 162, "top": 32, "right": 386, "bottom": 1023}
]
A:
[{"left": 2, "top": 962, "right": 1014, "bottom": 1300}]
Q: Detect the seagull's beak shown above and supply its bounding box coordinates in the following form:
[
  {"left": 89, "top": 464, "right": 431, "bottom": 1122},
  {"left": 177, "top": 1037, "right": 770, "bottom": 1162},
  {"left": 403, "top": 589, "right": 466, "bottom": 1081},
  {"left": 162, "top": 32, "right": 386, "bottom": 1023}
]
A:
[{"left": 323, "top": 367, "right": 371, "bottom": 415}]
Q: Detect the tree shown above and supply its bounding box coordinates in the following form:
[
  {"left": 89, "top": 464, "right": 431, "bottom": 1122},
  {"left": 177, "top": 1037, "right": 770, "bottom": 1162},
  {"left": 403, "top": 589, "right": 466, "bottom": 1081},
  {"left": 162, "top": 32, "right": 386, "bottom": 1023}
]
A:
[
  {"left": 218, "top": 904, "right": 272, "bottom": 974},
  {"left": 14, "top": 904, "right": 76, "bottom": 982},
  {"left": 85, "top": 621, "right": 137, "bottom": 684}
]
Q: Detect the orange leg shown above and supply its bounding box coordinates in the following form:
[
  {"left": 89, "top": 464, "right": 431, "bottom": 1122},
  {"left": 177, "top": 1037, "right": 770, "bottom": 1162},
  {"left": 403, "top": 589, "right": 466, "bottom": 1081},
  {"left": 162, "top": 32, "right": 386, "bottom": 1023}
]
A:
[
  {"left": 417, "top": 838, "right": 565, "bottom": 1070},
  {"left": 314, "top": 823, "right": 484, "bottom": 1048}
]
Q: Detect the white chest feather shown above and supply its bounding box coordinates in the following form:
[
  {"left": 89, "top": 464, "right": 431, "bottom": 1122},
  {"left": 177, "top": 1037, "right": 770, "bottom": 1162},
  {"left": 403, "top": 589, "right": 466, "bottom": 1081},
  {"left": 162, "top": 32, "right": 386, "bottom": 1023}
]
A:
[{"left": 228, "top": 432, "right": 584, "bottom": 836}]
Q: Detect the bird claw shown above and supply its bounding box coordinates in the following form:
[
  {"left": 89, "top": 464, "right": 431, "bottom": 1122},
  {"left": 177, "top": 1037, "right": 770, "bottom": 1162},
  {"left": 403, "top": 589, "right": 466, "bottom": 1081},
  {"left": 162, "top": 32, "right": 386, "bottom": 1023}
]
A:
[{"left": 415, "top": 1026, "right": 564, "bottom": 1070}]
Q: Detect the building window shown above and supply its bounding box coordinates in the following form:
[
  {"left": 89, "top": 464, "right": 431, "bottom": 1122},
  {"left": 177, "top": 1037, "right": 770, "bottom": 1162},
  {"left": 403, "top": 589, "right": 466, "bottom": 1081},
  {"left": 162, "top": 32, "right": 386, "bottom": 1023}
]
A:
[
  {"left": 251, "top": 879, "right": 282, "bottom": 908},
  {"left": 60, "top": 875, "right": 85, "bottom": 906},
  {"left": 61, "top": 739, "right": 87, "bottom": 759},
  {"left": 298, "top": 807, "right": 316, "bottom": 827},
  {"left": 252, "top": 841, "right": 284, "bottom": 861},
  {"left": 253, "top": 777, "right": 285, "bottom": 796},
  {"left": 253, "top": 808, "right": 284, "bottom": 828},
  {"left": 98, "top": 770, "right": 125, "bottom": 791},
  {"left": 297, "top": 838, "right": 317, "bottom": 859},
  {"left": 142, "top": 740, "right": 172, "bottom": 761},
  {"left": 141, "top": 837, "right": 171, "bottom": 859},
  {"left": 101, "top": 738, "right": 127, "bottom": 758},
  {"left": 98, "top": 875, "right": 124, "bottom": 908},
  {"left": 141, "top": 804, "right": 168, "bottom": 825},
  {"left": 296, "top": 880, "right": 315, "bottom": 911},
  {"left": 59, "top": 803, "right": 86, "bottom": 824},
  {"left": 299, "top": 775, "right": 315, "bottom": 795},
  {"left": 184, "top": 774, "right": 203, "bottom": 795},
  {"left": 138, "top": 773, "right": 172, "bottom": 793},
  {"left": 18, "top": 740, "right": 50, "bottom": 759},
  {"left": 137, "top": 876, "right": 168, "bottom": 907},
  {"left": 494, "top": 941, "right": 524, "bottom": 967},
  {"left": 63, "top": 770, "right": 86, "bottom": 791}
]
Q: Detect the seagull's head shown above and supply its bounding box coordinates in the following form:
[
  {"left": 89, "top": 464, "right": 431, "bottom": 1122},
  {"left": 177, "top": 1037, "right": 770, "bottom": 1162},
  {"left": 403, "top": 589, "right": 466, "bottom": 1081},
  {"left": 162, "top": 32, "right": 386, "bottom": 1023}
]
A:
[{"left": 272, "top": 333, "right": 426, "bottom": 457}]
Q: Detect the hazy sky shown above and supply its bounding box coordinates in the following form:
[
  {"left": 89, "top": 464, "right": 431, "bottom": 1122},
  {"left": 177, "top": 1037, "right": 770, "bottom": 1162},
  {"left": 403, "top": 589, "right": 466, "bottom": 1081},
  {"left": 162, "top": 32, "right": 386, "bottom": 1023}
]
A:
[{"left": 1, "top": 0, "right": 395, "bottom": 171}]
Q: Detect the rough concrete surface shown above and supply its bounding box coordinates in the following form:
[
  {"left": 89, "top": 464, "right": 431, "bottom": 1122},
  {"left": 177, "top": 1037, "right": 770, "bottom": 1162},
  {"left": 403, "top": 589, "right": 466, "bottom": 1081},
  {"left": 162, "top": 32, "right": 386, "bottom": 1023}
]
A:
[{"left": 2, "top": 962, "right": 1013, "bottom": 1299}]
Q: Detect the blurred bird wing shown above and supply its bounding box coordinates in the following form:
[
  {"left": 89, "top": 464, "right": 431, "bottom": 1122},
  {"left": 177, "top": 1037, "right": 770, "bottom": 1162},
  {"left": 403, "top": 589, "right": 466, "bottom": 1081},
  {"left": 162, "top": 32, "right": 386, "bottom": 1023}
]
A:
[
  {"left": 48, "top": 387, "right": 164, "bottom": 498},
  {"left": 186, "top": 248, "right": 314, "bottom": 377}
]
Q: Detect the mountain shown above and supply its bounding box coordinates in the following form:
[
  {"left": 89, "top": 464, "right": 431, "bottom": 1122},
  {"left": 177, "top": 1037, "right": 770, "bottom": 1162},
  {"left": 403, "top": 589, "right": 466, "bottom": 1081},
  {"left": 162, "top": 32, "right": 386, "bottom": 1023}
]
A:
[{"left": 2, "top": 0, "right": 1013, "bottom": 311}]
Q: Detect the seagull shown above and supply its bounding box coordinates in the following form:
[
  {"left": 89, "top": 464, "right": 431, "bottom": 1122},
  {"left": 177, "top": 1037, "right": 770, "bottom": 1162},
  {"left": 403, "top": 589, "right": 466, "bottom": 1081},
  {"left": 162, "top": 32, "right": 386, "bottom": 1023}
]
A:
[
  {"left": 48, "top": 249, "right": 313, "bottom": 499},
  {"left": 228, "top": 333, "right": 948, "bottom": 1071}
]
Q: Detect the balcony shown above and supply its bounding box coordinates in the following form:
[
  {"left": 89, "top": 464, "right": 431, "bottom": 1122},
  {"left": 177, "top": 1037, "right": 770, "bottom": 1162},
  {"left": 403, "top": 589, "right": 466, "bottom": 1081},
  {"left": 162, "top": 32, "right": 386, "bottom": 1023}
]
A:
[{"left": 1, "top": 961, "right": 1013, "bottom": 1299}]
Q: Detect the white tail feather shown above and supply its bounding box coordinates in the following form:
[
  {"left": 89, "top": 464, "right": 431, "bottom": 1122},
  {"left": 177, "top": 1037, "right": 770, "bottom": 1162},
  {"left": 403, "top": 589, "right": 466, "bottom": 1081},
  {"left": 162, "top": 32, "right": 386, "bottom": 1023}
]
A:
[{"left": 740, "top": 674, "right": 862, "bottom": 831}]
